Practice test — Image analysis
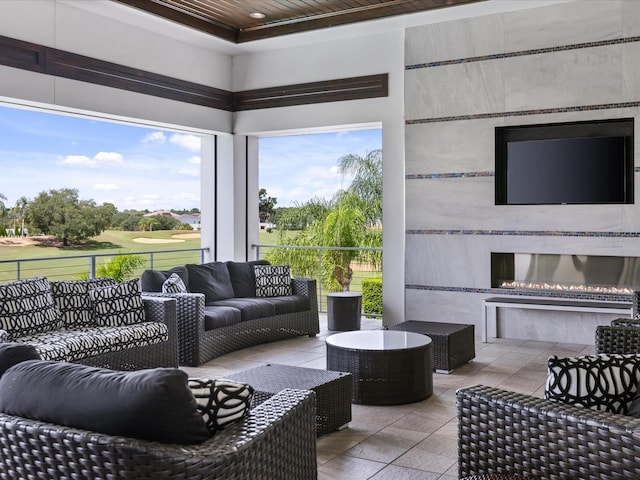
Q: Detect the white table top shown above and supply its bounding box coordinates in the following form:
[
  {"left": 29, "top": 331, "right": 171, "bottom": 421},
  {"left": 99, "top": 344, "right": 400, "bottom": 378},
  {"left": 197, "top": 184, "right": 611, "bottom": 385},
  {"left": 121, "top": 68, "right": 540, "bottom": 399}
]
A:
[{"left": 326, "top": 330, "right": 431, "bottom": 351}]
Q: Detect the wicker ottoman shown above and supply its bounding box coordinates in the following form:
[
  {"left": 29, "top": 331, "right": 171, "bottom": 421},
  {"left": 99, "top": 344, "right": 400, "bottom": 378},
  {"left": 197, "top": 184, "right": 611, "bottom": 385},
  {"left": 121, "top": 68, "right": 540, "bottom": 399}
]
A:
[
  {"left": 226, "top": 363, "right": 352, "bottom": 436},
  {"left": 388, "top": 321, "right": 475, "bottom": 373}
]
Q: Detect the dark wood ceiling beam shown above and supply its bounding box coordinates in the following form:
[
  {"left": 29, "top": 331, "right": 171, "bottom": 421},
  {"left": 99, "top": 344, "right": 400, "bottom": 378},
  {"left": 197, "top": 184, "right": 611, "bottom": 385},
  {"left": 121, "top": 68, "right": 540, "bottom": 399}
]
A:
[
  {"left": 111, "top": 0, "right": 486, "bottom": 44},
  {"left": 0, "top": 35, "right": 387, "bottom": 113},
  {"left": 237, "top": 0, "right": 483, "bottom": 42},
  {"left": 47, "top": 48, "right": 234, "bottom": 110},
  {"left": 114, "top": 0, "right": 239, "bottom": 43},
  {"left": 233, "top": 73, "right": 388, "bottom": 110}
]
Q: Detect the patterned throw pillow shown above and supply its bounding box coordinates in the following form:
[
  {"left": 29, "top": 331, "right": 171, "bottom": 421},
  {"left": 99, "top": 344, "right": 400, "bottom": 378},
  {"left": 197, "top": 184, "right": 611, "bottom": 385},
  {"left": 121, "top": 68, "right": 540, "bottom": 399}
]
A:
[
  {"left": 162, "top": 273, "right": 188, "bottom": 293},
  {"left": 0, "top": 277, "right": 60, "bottom": 339},
  {"left": 545, "top": 353, "right": 640, "bottom": 414},
  {"left": 50, "top": 278, "right": 117, "bottom": 329},
  {"left": 254, "top": 265, "right": 292, "bottom": 297},
  {"left": 188, "top": 378, "right": 254, "bottom": 434},
  {"left": 89, "top": 279, "right": 145, "bottom": 327}
]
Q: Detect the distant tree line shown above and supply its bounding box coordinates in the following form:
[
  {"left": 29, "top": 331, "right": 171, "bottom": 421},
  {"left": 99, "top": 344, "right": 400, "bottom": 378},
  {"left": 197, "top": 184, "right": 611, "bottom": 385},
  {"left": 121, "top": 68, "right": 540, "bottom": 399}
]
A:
[{"left": 0, "top": 188, "right": 200, "bottom": 246}]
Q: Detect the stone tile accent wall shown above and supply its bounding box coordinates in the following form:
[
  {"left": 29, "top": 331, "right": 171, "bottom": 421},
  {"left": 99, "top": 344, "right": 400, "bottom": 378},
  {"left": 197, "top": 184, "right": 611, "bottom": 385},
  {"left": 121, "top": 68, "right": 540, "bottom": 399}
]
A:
[{"left": 404, "top": 0, "right": 640, "bottom": 344}]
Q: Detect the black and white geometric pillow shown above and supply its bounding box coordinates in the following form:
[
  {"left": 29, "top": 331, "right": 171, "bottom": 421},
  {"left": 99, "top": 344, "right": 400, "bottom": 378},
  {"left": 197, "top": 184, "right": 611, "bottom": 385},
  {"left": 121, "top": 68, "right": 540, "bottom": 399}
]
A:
[
  {"left": 162, "top": 273, "right": 188, "bottom": 293},
  {"left": 88, "top": 279, "right": 145, "bottom": 327},
  {"left": 545, "top": 353, "right": 640, "bottom": 414},
  {"left": 188, "top": 378, "right": 254, "bottom": 434},
  {"left": 254, "top": 265, "right": 292, "bottom": 297},
  {"left": 0, "top": 277, "right": 60, "bottom": 339},
  {"left": 51, "top": 278, "right": 117, "bottom": 329}
]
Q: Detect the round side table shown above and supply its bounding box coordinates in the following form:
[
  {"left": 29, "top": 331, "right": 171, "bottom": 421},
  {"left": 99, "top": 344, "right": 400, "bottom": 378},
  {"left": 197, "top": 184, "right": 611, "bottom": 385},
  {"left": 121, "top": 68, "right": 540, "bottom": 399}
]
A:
[
  {"left": 327, "top": 292, "right": 362, "bottom": 331},
  {"left": 326, "top": 330, "right": 433, "bottom": 405}
]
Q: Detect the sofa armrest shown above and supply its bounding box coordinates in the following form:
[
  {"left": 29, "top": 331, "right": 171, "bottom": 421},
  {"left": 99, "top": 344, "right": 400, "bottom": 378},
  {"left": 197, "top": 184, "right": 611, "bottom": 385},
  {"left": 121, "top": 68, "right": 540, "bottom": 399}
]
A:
[
  {"left": 291, "top": 278, "right": 318, "bottom": 314},
  {"left": 142, "top": 292, "right": 205, "bottom": 366},
  {"left": 142, "top": 296, "right": 178, "bottom": 365},
  {"left": 595, "top": 325, "right": 640, "bottom": 354},
  {"left": 457, "top": 384, "right": 640, "bottom": 479},
  {"left": 0, "top": 388, "right": 317, "bottom": 479}
]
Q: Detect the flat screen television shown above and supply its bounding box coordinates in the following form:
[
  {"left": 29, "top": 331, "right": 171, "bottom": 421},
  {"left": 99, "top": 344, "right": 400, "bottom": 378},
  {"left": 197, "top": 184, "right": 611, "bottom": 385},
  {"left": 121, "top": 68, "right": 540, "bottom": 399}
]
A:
[{"left": 495, "top": 118, "right": 634, "bottom": 205}]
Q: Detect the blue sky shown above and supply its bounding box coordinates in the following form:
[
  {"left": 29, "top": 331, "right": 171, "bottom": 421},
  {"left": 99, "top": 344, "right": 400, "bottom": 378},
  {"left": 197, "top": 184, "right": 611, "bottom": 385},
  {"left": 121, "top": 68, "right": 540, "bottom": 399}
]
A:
[
  {"left": 259, "top": 129, "right": 382, "bottom": 207},
  {"left": 0, "top": 105, "right": 381, "bottom": 211}
]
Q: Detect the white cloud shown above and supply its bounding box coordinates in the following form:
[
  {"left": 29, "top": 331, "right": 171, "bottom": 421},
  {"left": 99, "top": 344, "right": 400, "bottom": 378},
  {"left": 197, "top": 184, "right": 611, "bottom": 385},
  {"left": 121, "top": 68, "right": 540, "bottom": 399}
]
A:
[
  {"left": 143, "top": 194, "right": 160, "bottom": 200},
  {"left": 60, "top": 151, "right": 123, "bottom": 167},
  {"left": 170, "top": 133, "right": 201, "bottom": 152},
  {"left": 61, "top": 155, "right": 94, "bottom": 166},
  {"left": 177, "top": 167, "right": 199, "bottom": 176},
  {"left": 94, "top": 151, "right": 123, "bottom": 163},
  {"left": 142, "top": 131, "right": 166, "bottom": 144},
  {"left": 188, "top": 156, "right": 201, "bottom": 164},
  {"left": 94, "top": 183, "right": 120, "bottom": 191}
]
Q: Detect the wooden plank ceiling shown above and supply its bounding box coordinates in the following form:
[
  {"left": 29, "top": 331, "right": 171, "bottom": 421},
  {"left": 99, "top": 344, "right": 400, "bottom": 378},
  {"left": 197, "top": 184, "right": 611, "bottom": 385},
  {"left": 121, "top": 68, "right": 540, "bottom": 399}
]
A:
[{"left": 113, "top": 0, "right": 485, "bottom": 43}]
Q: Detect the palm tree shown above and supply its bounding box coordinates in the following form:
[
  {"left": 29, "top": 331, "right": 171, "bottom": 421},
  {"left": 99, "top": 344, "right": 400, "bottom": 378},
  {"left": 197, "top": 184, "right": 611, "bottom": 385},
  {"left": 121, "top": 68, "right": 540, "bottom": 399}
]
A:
[
  {"left": 338, "top": 148, "right": 382, "bottom": 226},
  {"left": 138, "top": 217, "right": 159, "bottom": 232},
  {"left": 11, "top": 196, "right": 28, "bottom": 236},
  {"left": 267, "top": 149, "right": 383, "bottom": 292}
]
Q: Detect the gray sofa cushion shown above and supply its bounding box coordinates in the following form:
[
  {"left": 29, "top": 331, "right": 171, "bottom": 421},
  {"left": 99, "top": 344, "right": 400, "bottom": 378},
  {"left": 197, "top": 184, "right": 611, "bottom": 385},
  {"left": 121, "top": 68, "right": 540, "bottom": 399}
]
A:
[
  {"left": 261, "top": 295, "right": 310, "bottom": 315},
  {"left": 203, "top": 306, "right": 242, "bottom": 330},
  {"left": 0, "top": 343, "right": 40, "bottom": 377},
  {"left": 0, "top": 360, "right": 210, "bottom": 444},
  {"left": 187, "top": 262, "right": 235, "bottom": 303},
  {"left": 140, "top": 266, "right": 189, "bottom": 292},
  {"left": 209, "top": 298, "right": 276, "bottom": 322},
  {"left": 226, "top": 260, "right": 270, "bottom": 298}
]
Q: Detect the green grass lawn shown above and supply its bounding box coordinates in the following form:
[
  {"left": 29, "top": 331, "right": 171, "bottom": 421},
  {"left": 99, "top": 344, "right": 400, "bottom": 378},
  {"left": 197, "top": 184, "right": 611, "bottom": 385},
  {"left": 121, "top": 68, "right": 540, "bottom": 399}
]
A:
[{"left": 0, "top": 230, "right": 203, "bottom": 282}]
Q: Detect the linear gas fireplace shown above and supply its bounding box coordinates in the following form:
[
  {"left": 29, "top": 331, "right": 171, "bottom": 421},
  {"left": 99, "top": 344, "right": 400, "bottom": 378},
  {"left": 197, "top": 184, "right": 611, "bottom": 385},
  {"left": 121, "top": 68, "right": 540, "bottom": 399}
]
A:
[{"left": 491, "top": 253, "right": 640, "bottom": 295}]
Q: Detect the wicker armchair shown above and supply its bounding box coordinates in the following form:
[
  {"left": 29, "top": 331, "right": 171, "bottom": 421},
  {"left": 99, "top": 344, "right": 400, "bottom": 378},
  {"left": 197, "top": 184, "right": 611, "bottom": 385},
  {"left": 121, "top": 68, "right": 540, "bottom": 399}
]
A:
[
  {"left": 457, "top": 384, "right": 640, "bottom": 479},
  {"left": 0, "top": 388, "right": 317, "bottom": 480},
  {"left": 145, "top": 278, "right": 319, "bottom": 366},
  {"left": 595, "top": 318, "right": 640, "bottom": 354}
]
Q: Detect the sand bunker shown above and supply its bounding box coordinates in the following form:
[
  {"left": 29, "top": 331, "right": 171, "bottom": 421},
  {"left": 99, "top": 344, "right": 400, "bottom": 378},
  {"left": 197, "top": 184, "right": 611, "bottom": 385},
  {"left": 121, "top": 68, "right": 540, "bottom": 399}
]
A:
[
  {"left": 0, "top": 237, "right": 38, "bottom": 246},
  {"left": 132, "top": 237, "right": 185, "bottom": 244},
  {"left": 172, "top": 233, "right": 201, "bottom": 239}
]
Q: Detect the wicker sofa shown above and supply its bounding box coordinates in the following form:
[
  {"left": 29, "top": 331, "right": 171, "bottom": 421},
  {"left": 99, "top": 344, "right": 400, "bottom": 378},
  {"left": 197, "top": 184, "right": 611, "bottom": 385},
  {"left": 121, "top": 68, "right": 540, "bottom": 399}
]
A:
[
  {"left": 457, "top": 351, "right": 640, "bottom": 480},
  {"left": 0, "top": 277, "right": 178, "bottom": 370},
  {"left": 0, "top": 387, "right": 317, "bottom": 479},
  {"left": 141, "top": 261, "right": 319, "bottom": 366}
]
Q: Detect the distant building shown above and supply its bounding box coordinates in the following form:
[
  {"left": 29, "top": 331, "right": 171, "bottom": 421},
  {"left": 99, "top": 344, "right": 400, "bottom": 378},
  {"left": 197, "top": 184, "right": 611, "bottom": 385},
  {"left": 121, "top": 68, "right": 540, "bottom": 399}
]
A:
[
  {"left": 178, "top": 214, "right": 201, "bottom": 231},
  {"left": 143, "top": 210, "right": 178, "bottom": 218}
]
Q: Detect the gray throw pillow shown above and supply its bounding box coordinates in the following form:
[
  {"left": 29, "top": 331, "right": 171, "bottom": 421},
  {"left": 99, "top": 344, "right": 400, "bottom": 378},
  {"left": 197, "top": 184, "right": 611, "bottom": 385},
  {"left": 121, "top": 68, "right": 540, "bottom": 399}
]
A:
[{"left": 186, "top": 263, "right": 235, "bottom": 304}]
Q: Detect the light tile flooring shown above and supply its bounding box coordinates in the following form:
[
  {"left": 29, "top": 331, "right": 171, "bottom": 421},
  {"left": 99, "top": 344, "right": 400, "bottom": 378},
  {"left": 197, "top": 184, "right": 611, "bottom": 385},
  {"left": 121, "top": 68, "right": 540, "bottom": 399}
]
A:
[{"left": 181, "top": 316, "right": 595, "bottom": 480}]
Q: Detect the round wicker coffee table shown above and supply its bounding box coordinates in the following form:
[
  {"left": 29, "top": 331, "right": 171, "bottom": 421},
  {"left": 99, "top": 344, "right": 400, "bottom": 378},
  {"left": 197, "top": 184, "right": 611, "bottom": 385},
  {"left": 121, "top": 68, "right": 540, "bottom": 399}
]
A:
[{"left": 326, "top": 330, "right": 433, "bottom": 405}]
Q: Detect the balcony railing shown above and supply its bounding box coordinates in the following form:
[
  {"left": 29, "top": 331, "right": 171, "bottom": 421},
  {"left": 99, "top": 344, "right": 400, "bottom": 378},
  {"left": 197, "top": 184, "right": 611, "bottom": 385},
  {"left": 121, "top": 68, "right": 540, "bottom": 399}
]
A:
[
  {"left": 0, "top": 248, "right": 208, "bottom": 283},
  {"left": 0, "top": 244, "right": 382, "bottom": 316},
  {"left": 254, "top": 244, "right": 382, "bottom": 315}
]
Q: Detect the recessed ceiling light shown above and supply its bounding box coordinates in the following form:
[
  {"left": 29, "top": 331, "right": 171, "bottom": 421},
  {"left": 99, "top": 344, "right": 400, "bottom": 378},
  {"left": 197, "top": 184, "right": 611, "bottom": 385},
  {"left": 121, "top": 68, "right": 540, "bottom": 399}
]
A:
[{"left": 249, "top": 12, "right": 265, "bottom": 19}]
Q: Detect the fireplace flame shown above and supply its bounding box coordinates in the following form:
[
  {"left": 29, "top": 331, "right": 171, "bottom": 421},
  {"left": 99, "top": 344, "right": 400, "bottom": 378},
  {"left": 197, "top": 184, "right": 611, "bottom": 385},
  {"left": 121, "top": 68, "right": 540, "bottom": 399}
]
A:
[{"left": 500, "top": 281, "right": 634, "bottom": 295}]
